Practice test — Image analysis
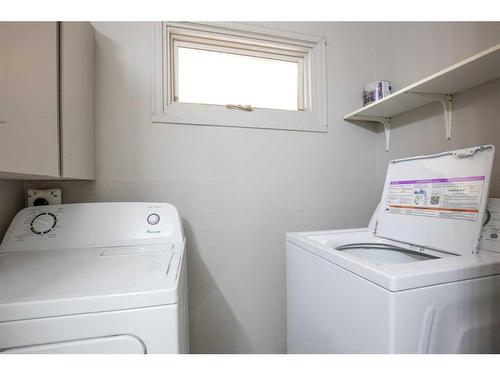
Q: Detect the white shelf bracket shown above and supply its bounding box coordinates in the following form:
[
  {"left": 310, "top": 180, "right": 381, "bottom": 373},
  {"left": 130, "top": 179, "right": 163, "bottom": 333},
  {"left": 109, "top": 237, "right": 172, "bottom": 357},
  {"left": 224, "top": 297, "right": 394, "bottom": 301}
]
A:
[
  {"left": 382, "top": 118, "right": 391, "bottom": 152},
  {"left": 352, "top": 116, "right": 391, "bottom": 151},
  {"left": 408, "top": 92, "right": 453, "bottom": 140}
]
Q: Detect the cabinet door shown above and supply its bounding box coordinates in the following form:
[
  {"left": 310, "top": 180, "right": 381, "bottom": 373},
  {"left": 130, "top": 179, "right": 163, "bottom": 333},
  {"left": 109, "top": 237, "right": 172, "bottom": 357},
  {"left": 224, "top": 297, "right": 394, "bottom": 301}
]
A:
[
  {"left": 0, "top": 22, "right": 59, "bottom": 177},
  {"left": 60, "top": 22, "right": 95, "bottom": 179}
]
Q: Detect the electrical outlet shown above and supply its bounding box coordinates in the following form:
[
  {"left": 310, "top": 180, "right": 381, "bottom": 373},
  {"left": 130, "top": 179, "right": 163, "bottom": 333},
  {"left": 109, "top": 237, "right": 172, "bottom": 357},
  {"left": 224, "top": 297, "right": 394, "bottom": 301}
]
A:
[{"left": 27, "top": 189, "right": 62, "bottom": 207}]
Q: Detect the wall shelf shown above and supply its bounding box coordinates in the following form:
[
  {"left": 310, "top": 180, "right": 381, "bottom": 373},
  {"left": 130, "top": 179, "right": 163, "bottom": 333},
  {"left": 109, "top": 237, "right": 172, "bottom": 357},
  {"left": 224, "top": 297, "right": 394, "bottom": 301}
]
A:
[{"left": 344, "top": 43, "right": 500, "bottom": 151}]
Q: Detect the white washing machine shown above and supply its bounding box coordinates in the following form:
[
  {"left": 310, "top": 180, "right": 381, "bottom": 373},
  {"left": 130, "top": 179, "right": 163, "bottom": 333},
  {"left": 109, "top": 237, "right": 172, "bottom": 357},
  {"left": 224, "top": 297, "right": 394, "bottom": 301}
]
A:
[
  {"left": 287, "top": 145, "right": 500, "bottom": 353},
  {"left": 0, "top": 202, "right": 189, "bottom": 354}
]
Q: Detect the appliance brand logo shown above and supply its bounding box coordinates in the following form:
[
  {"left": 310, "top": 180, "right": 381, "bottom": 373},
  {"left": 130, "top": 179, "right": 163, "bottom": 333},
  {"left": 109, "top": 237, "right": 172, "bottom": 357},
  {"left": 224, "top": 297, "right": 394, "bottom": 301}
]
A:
[{"left": 146, "top": 229, "right": 161, "bottom": 234}]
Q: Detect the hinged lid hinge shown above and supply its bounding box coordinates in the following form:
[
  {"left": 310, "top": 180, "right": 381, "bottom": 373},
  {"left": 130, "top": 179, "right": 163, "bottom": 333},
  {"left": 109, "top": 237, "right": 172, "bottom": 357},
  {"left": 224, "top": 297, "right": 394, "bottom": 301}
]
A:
[{"left": 452, "top": 145, "right": 491, "bottom": 159}]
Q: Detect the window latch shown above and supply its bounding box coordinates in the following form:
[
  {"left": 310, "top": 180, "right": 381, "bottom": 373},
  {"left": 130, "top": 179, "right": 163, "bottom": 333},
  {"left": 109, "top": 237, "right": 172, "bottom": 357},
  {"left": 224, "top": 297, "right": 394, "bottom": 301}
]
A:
[{"left": 226, "top": 104, "right": 254, "bottom": 112}]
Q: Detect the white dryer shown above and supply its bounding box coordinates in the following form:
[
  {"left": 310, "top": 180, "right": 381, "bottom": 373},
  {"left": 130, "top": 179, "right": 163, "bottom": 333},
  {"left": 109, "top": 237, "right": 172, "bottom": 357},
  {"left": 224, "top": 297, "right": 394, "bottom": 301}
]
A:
[
  {"left": 287, "top": 145, "right": 500, "bottom": 353},
  {"left": 0, "top": 202, "right": 189, "bottom": 354}
]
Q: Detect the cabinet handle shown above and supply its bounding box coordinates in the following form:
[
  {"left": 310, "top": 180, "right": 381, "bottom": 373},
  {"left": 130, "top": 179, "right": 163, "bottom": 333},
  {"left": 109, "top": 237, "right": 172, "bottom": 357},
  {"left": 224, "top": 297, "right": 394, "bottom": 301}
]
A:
[{"left": 0, "top": 121, "right": 8, "bottom": 125}]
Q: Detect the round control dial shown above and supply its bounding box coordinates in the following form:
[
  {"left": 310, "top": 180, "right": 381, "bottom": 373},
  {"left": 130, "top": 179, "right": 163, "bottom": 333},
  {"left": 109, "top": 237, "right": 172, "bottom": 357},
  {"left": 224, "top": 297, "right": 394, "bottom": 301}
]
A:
[
  {"left": 147, "top": 213, "right": 160, "bottom": 225},
  {"left": 31, "top": 213, "right": 57, "bottom": 235}
]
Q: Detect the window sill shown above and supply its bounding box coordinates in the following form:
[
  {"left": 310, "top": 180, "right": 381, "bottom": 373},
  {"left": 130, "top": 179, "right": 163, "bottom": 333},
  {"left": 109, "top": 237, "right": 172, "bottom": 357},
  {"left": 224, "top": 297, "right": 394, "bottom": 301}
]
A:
[{"left": 152, "top": 102, "right": 327, "bottom": 132}]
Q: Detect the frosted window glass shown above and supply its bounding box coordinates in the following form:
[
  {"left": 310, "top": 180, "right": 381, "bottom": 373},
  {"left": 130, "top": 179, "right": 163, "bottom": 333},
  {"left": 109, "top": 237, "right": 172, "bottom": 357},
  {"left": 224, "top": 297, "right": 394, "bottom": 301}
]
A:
[{"left": 176, "top": 47, "right": 299, "bottom": 111}]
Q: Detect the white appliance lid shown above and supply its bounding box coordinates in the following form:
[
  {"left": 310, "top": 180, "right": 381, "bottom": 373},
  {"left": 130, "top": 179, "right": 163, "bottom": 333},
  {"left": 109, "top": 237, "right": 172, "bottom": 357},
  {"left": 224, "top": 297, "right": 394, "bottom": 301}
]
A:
[
  {"left": 375, "top": 145, "right": 494, "bottom": 256},
  {"left": 0, "top": 243, "right": 184, "bottom": 322}
]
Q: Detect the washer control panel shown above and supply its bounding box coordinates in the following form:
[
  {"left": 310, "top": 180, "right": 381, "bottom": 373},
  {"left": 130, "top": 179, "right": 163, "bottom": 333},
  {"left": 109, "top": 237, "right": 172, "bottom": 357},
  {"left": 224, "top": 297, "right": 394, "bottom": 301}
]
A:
[
  {"left": 0, "top": 202, "right": 183, "bottom": 252},
  {"left": 480, "top": 198, "right": 500, "bottom": 253},
  {"left": 6, "top": 205, "right": 65, "bottom": 244}
]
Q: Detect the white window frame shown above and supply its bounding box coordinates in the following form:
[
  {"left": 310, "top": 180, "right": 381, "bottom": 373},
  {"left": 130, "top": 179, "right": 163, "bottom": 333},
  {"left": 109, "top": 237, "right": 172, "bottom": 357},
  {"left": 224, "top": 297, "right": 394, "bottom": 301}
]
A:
[{"left": 152, "top": 22, "right": 328, "bottom": 132}]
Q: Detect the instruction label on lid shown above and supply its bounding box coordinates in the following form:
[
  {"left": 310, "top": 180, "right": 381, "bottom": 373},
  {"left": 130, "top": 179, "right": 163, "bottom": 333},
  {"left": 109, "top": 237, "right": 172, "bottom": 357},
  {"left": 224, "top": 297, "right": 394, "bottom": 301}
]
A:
[{"left": 385, "top": 175, "right": 485, "bottom": 222}]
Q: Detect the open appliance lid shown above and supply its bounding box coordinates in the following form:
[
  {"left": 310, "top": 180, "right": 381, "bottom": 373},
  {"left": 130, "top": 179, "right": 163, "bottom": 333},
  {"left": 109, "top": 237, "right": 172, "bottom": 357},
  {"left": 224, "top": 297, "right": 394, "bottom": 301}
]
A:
[{"left": 375, "top": 145, "right": 495, "bottom": 256}]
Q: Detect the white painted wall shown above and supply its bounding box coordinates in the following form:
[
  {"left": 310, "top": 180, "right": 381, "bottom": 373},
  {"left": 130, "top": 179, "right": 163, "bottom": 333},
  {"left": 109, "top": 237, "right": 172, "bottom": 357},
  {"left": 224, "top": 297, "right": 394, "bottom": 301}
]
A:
[
  {"left": 372, "top": 22, "right": 500, "bottom": 194},
  {"left": 0, "top": 180, "right": 24, "bottom": 239},
  {"left": 24, "top": 22, "right": 380, "bottom": 353}
]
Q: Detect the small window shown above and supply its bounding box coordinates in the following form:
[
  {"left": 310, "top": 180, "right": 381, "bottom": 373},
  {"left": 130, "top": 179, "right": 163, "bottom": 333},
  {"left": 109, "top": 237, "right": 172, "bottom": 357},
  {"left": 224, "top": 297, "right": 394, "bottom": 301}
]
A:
[
  {"left": 175, "top": 47, "right": 301, "bottom": 111},
  {"left": 152, "top": 22, "right": 327, "bottom": 132}
]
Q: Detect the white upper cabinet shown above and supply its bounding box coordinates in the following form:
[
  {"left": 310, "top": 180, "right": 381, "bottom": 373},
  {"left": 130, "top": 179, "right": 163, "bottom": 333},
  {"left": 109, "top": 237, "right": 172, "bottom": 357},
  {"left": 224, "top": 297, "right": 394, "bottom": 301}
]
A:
[
  {"left": 0, "top": 23, "right": 59, "bottom": 178},
  {"left": 0, "top": 22, "right": 94, "bottom": 180}
]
